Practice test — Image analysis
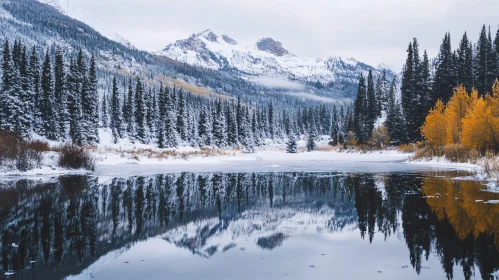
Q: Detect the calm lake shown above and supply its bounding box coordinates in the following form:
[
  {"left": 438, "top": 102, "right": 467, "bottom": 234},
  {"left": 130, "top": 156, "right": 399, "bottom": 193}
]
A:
[{"left": 1, "top": 171, "right": 498, "bottom": 280}]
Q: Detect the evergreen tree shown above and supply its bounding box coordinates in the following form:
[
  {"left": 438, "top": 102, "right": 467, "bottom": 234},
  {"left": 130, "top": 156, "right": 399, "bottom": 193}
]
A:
[
  {"left": 66, "top": 58, "right": 84, "bottom": 145},
  {"left": 486, "top": 27, "right": 498, "bottom": 92},
  {"left": 176, "top": 91, "right": 188, "bottom": 142},
  {"left": 101, "top": 92, "right": 109, "bottom": 128},
  {"left": 29, "top": 46, "right": 41, "bottom": 133},
  {"left": 81, "top": 55, "right": 99, "bottom": 145},
  {"left": 134, "top": 78, "right": 147, "bottom": 143},
  {"left": 164, "top": 87, "right": 179, "bottom": 148},
  {"left": 476, "top": 26, "right": 489, "bottom": 95},
  {"left": 110, "top": 76, "right": 123, "bottom": 143},
  {"left": 286, "top": 132, "right": 298, "bottom": 153},
  {"left": 213, "top": 101, "right": 227, "bottom": 147},
  {"left": 40, "top": 51, "right": 58, "bottom": 140},
  {"left": 54, "top": 46, "right": 66, "bottom": 139},
  {"left": 366, "top": 69, "right": 376, "bottom": 136},
  {"left": 433, "top": 32, "right": 457, "bottom": 103},
  {"left": 457, "top": 32, "right": 474, "bottom": 91},
  {"left": 386, "top": 101, "right": 409, "bottom": 146},
  {"left": 227, "top": 104, "right": 238, "bottom": 146},
  {"left": 198, "top": 106, "right": 213, "bottom": 146},
  {"left": 306, "top": 128, "right": 317, "bottom": 152},
  {"left": 268, "top": 103, "right": 275, "bottom": 139},
  {"left": 330, "top": 105, "right": 339, "bottom": 146},
  {"left": 354, "top": 74, "right": 368, "bottom": 143},
  {"left": 125, "top": 80, "right": 135, "bottom": 141}
]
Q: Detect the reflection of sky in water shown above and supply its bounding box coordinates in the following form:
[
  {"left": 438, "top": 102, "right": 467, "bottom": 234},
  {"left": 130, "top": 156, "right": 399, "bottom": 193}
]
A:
[
  {"left": 1, "top": 171, "right": 498, "bottom": 280},
  {"left": 83, "top": 227, "right": 454, "bottom": 280}
]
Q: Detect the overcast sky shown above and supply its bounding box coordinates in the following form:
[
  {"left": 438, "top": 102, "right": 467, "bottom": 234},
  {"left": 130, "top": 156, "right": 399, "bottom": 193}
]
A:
[{"left": 72, "top": 0, "right": 499, "bottom": 71}]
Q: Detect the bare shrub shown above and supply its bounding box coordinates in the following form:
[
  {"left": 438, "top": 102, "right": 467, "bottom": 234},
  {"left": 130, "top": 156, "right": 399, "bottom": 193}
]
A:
[
  {"left": 58, "top": 144, "right": 95, "bottom": 171},
  {"left": 26, "top": 139, "right": 51, "bottom": 152}
]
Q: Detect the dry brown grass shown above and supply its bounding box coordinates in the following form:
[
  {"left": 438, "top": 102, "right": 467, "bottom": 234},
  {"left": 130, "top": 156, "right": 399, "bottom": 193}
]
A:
[
  {"left": 95, "top": 145, "right": 232, "bottom": 161},
  {"left": 412, "top": 143, "right": 481, "bottom": 163},
  {"left": 398, "top": 144, "right": 417, "bottom": 153},
  {"left": 316, "top": 145, "right": 337, "bottom": 152}
]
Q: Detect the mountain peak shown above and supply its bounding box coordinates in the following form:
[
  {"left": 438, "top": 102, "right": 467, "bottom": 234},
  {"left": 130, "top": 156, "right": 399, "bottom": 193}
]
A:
[
  {"left": 195, "top": 29, "right": 218, "bottom": 42},
  {"left": 256, "top": 38, "right": 290, "bottom": 57}
]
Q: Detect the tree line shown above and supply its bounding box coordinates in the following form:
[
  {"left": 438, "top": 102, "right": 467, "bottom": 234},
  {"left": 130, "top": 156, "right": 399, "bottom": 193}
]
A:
[
  {"left": 0, "top": 40, "right": 357, "bottom": 151},
  {"left": 352, "top": 25, "right": 499, "bottom": 146}
]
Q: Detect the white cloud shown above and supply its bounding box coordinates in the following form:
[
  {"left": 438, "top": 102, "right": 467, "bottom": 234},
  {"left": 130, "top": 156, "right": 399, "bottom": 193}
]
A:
[
  {"left": 252, "top": 77, "right": 305, "bottom": 90},
  {"left": 72, "top": 0, "right": 499, "bottom": 71}
]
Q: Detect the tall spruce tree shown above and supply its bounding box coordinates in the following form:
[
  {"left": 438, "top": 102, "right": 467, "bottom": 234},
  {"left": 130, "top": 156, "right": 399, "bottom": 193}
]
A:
[
  {"left": 213, "top": 100, "right": 227, "bottom": 147},
  {"left": 110, "top": 76, "right": 123, "bottom": 143},
  {"left": 54, "top": 46, "right": 66, "bottom": 139},
  {"left": 354, "top": 74, "right": 368, "bottom": 143},
  {"left": 176, "top": 91, "right": 188, "bottom": 142},
  {"left": 81, "top": 55, "right": 99, "bottom": 145},
  {"left": 134, "top": 78, "right": 147, "bottom": 144},
  {"left": 433, "top": 32, "right": 457, "bottom": 102},
  {"left": 457, "top": 32, "right": 474, "bottom": 91},
  {"left": 330, "top": 105, "right": 339, "bottom": 146},
  {"left": 40, "top": 51, "right": 58, "bottom": 140},
  {"left": 366, "top": 69, "right": 376, "bottom": 136},
  {"left": 101, "top": 92, "right": 109, "bottom": 128}
]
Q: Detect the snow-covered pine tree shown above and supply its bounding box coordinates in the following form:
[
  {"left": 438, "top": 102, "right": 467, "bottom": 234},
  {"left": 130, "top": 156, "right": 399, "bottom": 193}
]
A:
[
  {"left": 81, "top": 55, "right": 99, "bottom": 145},
  {"left": 134, "top": 78, "right": 148, "bottom": 144},
  {"left": 110, "top": 76, "right": 123, "bottom": 143},
  {"left": 354, "top": 74, "right": 368, "bottom": 143},
  {"left": 306, "top": 127, "right": 317, "bottom": 152},
  {"left": 147, "top": 88, "right": 158, "bottom": 140},
  {"left": 268, "top": 103, "right": 275, "bottom": 140},
  {"left": 386, "top": 101, "right": 409, "bottom": 146},
  {"left": 286, "top": 131, "right": 298, "bottom": 153},
  {"left": 125, "top": 80, "right": 135, "bottom": 141},
  {"left": 176, "top": 91, "right": 188, "bottom": 142},
  {"left": 40, "top": 51, "right": 58, "bottom": 140},
  {"left": 101, "top": 91, "right": 109, "bottom": 128},
  {"left": 240, "top": 107, "right": 255, "bottom": 153},
  {"left": 330, "top": 105, "right": 338, "bottom": 146},
  {"left": 164, "top": 87, "right": 179, "bottom": 148},
  {"left": 366, "top": 69, "right": 376, "bottom": 138},
  {"left": 66, "top": 57, "right": 83, "bottom": 145},
  {"left": 213, "top": 100, "right": 227, "bottom": 147},
  {"left": 29, "top": 46, "right": 41, "bottom": 133},
  {"left": 227, "top": 103, "right": 238, "bottom": 147},
  {"left": 54, "top": 46, "right": 67, "bottom": 139},
  {"left": 198, "top": 106, "right": 213, "bottom": 146}
]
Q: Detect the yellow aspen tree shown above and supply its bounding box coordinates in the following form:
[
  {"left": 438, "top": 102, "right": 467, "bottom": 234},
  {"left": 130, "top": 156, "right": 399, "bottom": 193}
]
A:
[
  {"left": 444, "top": 85, "right": 472, "bottom": 144},
  {"left": 461, "top": 96, "right": 499, "bottom": 151},
  {"left": 421, "top": 99, "right": 447, "bottom": 146}
]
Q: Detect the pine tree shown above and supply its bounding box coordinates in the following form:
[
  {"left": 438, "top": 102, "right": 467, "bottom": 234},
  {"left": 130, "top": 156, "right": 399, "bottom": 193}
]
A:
[
  {"left": 476, "top": 26, "right": 489, "bottom": 95},
  {"left": 54, "top": 46, "right": 66, "bottom": 139},
  {"left": 457, "top": 32, "right": 474, "bottom": 91},
  {"left": 164, "top": 87, "right": 179, "bottom": 148},
  {"left": 66, "top": 58, "right": 84, "bottom": 145},
  {"left": 176, "top": 91, "right": 188, "bottom": 142},
  {"left": 134, "top": 78, "right": 147, "bottom": 144},
  {"left": 354, "top": 74, "right": 368, "bottom": 143},
  {"left": 330, "top": 105, "right": 338, "bottom": 146},
  {"left": 198, "top": 106, "right": 213, "bottom": 146},
  {"left": 125, "top": 80, "right": 135, "bottom": 141},
  {"left": 268, "top": 103, "right": 275, "bottom": 140},
  {"left": 386, "top": 101, "right": 408, "bottom": 146},
  {"left": 366, "top": 69, "right": 376, "bottom": 136},
  {"left": 486, "top": 27, "right": 498, "bottom": 93},
  {"left": 433, "top": 32, "right": 457, "bottom": 103},
  {"left": 286, "top": 132, "right": 298, "bottom": 153},
  {"left": 0, "top": 40, "right": 12, "bottom": 129},
  {"left": 110, "top": 76, "right": 123, "bottom": 143},
  {"left": 101, "top": 92, "right": 109, "bottom": 128},
  {"left": 306, "top": 128, "right": 317, "bottom": 152},
  {"left": 81, "top": 55, "right": 99, "bottom": 145},
  {"left": 227, "top": 104, "right": 238, "bottom": 146},
  {"left": 213, "top": 101, "right": 227, "bottom": 147},
  {"left": 29, "top": 46, "right": 41, "bottom": 133}
]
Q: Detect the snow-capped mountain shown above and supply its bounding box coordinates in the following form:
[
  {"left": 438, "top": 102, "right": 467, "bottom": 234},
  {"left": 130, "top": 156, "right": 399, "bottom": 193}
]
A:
[
  {"left": 158, "top": 29, "right": 391, "bottom": 86},
  {"left": 37, "top": 0, "right": 134, "bottom": 48}
]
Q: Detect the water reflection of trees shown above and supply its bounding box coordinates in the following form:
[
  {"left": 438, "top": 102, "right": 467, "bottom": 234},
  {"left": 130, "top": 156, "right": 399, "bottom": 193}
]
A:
[{"left": 0, "top": 172, "right": 497, "bottom": 279}]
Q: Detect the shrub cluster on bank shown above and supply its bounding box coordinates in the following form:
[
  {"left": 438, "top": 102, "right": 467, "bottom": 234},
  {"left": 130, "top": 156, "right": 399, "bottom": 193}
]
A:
[{"left": 0, "top": 130, "right": 95, "bottom": 172}]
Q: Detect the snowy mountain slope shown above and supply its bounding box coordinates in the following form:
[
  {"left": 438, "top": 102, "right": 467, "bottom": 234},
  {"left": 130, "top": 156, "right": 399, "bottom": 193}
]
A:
[
  {"left": 37, "top": 0, "right": 134, "bottom": 48},
  {"left": 158, "top": 29, "right": 392, "bottom": 87}
]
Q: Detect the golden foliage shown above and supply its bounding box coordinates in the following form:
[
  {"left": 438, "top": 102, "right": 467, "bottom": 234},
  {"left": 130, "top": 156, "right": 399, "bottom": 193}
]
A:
[
  {"left": 421, "top": 99, "right": 446, "bottom": 146},
  {"left": 444, "top": 85, "right": 475, "bottom": 144},
  {"left": 422, "top": 177, "right": 499, "bottom": 248},
  {"left": 422, "top": 80, "right": 499, "bottom": 153}
]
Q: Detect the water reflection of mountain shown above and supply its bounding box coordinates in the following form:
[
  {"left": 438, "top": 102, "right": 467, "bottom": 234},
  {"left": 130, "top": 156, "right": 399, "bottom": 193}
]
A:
[{"left": 0, "top": 172, "right": 497, "bottom": 280}]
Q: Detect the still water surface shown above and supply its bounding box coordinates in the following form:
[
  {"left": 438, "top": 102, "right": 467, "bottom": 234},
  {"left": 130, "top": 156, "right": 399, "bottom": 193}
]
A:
[{"left": 0, "top": 171, "right": 498, "bottom": 280}]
